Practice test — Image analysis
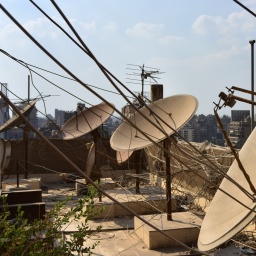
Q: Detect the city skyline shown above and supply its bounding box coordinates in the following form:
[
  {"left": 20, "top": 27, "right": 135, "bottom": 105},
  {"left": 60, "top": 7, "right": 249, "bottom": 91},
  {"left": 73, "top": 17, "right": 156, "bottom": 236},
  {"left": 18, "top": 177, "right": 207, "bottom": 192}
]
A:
[{"left": 1, "top": 1, "right": 256, "bottom": 119}]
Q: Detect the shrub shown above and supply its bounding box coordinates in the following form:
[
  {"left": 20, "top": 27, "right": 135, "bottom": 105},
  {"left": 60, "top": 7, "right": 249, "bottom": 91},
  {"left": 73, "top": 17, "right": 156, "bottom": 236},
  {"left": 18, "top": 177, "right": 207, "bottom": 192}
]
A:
[{"left": 0, "top": 185, "right": 101, "bottom": 256}]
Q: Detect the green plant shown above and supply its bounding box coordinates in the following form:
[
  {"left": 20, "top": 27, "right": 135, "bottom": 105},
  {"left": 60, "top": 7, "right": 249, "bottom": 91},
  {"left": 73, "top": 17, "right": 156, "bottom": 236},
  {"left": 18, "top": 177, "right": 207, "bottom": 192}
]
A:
[{"left": 0, "top": 185, "right": 102, "bottom": 256}]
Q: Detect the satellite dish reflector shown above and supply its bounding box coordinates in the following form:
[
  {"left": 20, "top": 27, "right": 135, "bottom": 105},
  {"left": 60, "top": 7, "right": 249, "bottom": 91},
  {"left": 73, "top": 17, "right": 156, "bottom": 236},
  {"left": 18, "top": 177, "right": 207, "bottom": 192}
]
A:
[
  {"left": 110, "top": 95, "right": 198, "bottom": 151},
  {"left": 86, "top": 142, "right": 95, "bottom": 178},
  {"left": 198, "top": 127, "right": 256, "bottom": 251},
  {"left": 116, "top": 150, "right": 134, "bottom": 164},
  {"left": 60, "top": 102, "right": 114, "bottom": 140},
  {"left": 2, "top": 140, "right": 11, "bottom": 174},
  {"left": 0, "top": 100, "right": 37, "bottom": 133},
  {"left": 0, "top": 139, "right": 5, "bottom": 169}
]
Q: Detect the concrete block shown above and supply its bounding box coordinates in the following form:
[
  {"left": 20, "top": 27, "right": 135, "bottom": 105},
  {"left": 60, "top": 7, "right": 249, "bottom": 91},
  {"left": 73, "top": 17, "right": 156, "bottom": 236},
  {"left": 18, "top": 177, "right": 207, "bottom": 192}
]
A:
[
  {"left": 91, "top": 198, "right": 176, "bottom": 219},
  {"left": 100, "top": 178, "right": 116, "bottom": 190},
  {"left": 2, "top": 177, "right": 41, "bottom": 190},
  {"left": 0, "top": 202, "right": 45, "bottom": 221},
  {"left": 93, "top": 202, "right": 115, "bottom": 219},
  {"left": 1, "top": 189, "right": 42, "bottom": 204},
  {"left": 76, "top": 178, "right": 116, "bottom": 195},
  {"left": 75, "top": 178, "right": 87, "bottom": 195},
  {"left": 134, "top": 212, "right": 202, "bottom": 249}
]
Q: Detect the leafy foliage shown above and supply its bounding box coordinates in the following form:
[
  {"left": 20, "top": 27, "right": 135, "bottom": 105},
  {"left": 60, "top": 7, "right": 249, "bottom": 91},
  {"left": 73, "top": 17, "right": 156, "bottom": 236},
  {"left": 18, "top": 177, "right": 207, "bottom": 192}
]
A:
[{"left": 0, "top": 185, "right": 101, "bottom": 256}]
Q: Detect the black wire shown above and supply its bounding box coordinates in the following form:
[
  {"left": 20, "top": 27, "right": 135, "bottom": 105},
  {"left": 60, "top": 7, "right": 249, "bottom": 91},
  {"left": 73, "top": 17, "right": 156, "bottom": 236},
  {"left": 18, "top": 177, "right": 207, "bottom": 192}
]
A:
[
  {"left": 233, "top": 0, "right": 256, "bottom": 18},
  {"left": 0, "top": 49, "right": 134, "bottom": 99}
]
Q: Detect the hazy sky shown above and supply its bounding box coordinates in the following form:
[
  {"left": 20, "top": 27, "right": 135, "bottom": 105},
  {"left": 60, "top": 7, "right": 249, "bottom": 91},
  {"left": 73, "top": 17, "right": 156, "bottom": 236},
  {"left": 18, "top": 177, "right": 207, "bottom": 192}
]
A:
[{"left": 1, "top": 0, "right": 256, "bottom": 118}]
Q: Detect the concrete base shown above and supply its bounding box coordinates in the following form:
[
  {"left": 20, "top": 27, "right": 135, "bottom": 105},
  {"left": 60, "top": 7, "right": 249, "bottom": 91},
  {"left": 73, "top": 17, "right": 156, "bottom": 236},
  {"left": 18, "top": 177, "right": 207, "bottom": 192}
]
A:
[
  {"left": 2, "top": 177, "right": 41, "bottom": 190},
  {"left": 92, "top": 197, "right": 176, "bottom": 219},
  {"left": 76, "top": 178, "right": 116, "bottom": 195},
  {"left": 134, "top": 212, "right": 202, "bottom": 249}
]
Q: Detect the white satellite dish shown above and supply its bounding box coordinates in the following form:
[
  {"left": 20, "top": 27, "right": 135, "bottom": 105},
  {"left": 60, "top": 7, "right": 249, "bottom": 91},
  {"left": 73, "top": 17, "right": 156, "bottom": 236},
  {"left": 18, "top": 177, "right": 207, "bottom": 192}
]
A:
[
  {"left": 116, "top": 150, "right": 134, "bottom": 164},
  {"left": 0, "top": 139, "right": 5, "bottom": 169},
  {"left": 0, "top": 100, "right": 37, "bottom": 133},
  {"left": 86, "top": 142, "right": 95, "bottom": 178},
  {"left": 197, "top": 127, "right": 256, "bottom": 251},
  {"left": 60, "top": 102, "right": 114, "bottom": 140},
  {"left": 110, "top": 95, "right": 198, "bottom": 151},
  {"left": 1, "top": 140, "right": 11, "bottom": 174}
]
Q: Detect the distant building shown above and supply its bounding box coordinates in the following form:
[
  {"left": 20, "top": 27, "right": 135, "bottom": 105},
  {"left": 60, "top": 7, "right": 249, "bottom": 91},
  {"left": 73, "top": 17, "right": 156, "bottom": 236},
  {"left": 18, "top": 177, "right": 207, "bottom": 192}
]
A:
[
  {"left": 229, "top": 116, "right": 251, "bottom": 149},
  {"left": 55, "top": 109, "right": 66, "bottom": 127},
  {"left": 193, "top": 114, "right": 217, "bottom": 143},
  {"left": 63, "top": 111, "right": 76, "bottom": 124},
  {"left": 16, "top": 101, "right": 38, "bottom": 138},
  {"left": 231, "top": 110, "right": 250, "bottom": 122},
  {"left": 0, "top": 83, "right": 10, "bottom": 139},
  {"left": 178, "top": 123, "right": 194, "bottom": 142}
]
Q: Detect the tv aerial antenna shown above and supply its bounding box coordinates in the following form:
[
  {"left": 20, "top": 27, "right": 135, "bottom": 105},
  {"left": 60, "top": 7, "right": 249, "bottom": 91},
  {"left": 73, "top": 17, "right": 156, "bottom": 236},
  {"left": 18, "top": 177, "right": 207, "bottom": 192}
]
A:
[{"left": 126, "top": 64, "right": 164, "bottom": 99}]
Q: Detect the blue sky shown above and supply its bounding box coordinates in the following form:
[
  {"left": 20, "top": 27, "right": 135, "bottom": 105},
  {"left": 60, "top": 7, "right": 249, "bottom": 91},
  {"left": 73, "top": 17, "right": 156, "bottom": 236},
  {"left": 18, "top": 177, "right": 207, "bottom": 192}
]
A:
[{"left": 1, "top": 0, "right": 256, "bottom": 118}]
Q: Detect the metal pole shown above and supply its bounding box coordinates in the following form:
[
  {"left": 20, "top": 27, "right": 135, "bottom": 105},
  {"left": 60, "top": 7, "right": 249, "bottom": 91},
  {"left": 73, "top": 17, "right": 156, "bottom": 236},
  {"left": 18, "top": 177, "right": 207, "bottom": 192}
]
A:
[
  {"left": 16, "top": 160, "right": 19, "bottom": 188},
  {"left": 28, "top": 74, "right": 30, "bottom": 103},
  {"left": 135, "top": 150, "right": 141, "bottom": 194},
  {"left": 164, "top": 140, "right": 172, "bottom": 221},
  {"left": 249, "top": 40, "right": 255, "bottom": 132},
  {"left": 24, "top": 75, "right": 30, "bottom": 179},
  {"left": 141, "top": 64, "right": 144, "bottom": 97}
]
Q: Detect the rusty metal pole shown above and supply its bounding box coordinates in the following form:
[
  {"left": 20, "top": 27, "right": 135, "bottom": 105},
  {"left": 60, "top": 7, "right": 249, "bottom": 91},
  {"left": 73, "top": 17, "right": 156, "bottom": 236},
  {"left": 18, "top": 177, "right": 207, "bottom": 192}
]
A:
[
  {"left": 164, "top": 140, "right": 172, "bottom": 221},
  {"left": 16, "top": 160, "right": 19, "bottom": 188},
  {"left": 24, "top": 75, "right": 30, "bottom": 179},
  {"left": 24, "top": 125, "right": 29, "bottom": 179},
  {"left": 135, "top": 150, "right": 141, "bottom": 194}
]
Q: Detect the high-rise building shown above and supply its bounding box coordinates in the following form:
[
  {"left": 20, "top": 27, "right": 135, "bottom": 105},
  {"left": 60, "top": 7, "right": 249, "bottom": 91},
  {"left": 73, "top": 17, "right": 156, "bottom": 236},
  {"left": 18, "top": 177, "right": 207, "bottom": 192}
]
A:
[
  {"left": 178, "top": 123, "right": 194, "bottom": 142},
  {"left": 231, "top": 110, "right": 250, "bottom": 121},
  {"left": 55, "top": 109, "right": 66, "bottom": 126},
  {"left": 229, "top": 116, "right": 251, "bottom": 149}
]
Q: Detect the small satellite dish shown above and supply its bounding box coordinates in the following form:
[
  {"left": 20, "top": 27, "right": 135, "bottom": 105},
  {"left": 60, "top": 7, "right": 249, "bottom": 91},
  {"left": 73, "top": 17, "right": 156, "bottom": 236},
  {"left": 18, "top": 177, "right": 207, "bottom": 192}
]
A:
[
  {"left": 197, "top": 127, "right": 256, "bottom": 251},
  {"left": 110, "top": 95, "right": 198, "bottom": 151},
  {"left": 2, "top": 140, "right": 11, "bottom": 174},
  {"left": 60, "top": 102, "right": 114, "bottom": 140},
  {"left": 116, "top": 150, "right": 134, "bottom": 164},
  {"left": 0, "top": 139, "right": 5, "bottom": 169},
  {"left": 86, "top": 142, "right": 95, "bottom": 178},
  {"left": 0, "top": 100, "right": 37, "bottom": 133}
]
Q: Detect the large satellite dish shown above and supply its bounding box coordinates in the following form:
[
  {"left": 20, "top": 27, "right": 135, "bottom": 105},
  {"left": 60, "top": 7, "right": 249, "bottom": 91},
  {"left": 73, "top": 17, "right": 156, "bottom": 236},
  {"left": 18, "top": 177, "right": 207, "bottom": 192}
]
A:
[
  {"left": 0, "top": 139, "right": 5, "bottom": 169},
  {"left": 197, "top": 127, "right": 256, "bottom": 251},
  {"left": 2, "top": 140, "right": 11, "bottom": 174},
  {"left": 86, "top": 142, "right": 95, "bottom": 178},
  {"left": 0, "top": 100, "right": 37, "bottom": 133},
  {"left": 110, "top": 95, "right": 198, "bottom": 151},
  {"left": 60, "top": 102, "right": 114, "bottom": 140},
  {"left": 116, "top": 150, "right": 134, "bottom": 164}
]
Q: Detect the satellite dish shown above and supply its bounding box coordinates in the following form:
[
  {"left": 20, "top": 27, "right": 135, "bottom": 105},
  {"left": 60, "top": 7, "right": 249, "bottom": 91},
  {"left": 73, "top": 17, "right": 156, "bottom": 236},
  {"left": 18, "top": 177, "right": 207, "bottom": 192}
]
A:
[
  {"left": 0, "top": 139, "right": 5, "bottom": 169},
  {"left": 86, "top": 142, "right": 95, "bottom": 178},
  {"left": 197, "top": 127, "right": 256, "bottom": 251},
  {"left": 60, "top": 102, "right": 114, "bottom": 140},
  {"left": 110, "top": 95, "right": 198, "bottom": 151},
  {"left": 0, "top": 100, "right": 37, "bottom": 133},
  {"left": 116, "top": 150, "right": 134, "bottom": 164},
  {"left": 2, "top": 140, "right": 11, "bottom": 174}
]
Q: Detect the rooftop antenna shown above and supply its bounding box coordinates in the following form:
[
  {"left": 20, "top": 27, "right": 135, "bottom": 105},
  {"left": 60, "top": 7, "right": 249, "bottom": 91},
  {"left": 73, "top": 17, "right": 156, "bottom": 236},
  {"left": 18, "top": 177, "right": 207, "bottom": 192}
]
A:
[
  {"left": 124, "top": 64, "right": 164, "bottom": 193},
  {"left": 126, "top": 64, "right": 164, "bottom": 101}
]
